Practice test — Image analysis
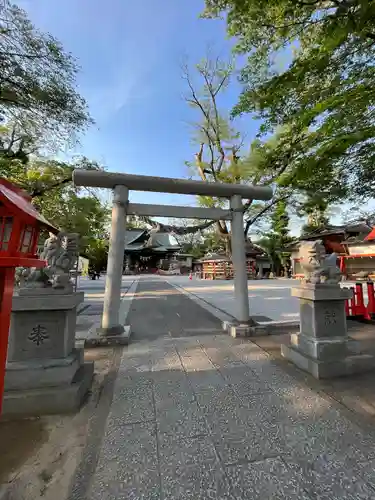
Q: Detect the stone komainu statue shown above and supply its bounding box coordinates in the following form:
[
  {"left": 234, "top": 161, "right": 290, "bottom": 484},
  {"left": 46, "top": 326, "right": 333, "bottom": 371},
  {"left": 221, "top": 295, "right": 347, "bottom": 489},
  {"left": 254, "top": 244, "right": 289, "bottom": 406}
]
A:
[
  {"left": 20, "top": 232, "right": 79, "bottom": 291},
  {"left": 299, "top": 239, "right": 341, "bottom": 285},
  {"left": 52, "top": 233, "right": 79, "bottom": 289}
]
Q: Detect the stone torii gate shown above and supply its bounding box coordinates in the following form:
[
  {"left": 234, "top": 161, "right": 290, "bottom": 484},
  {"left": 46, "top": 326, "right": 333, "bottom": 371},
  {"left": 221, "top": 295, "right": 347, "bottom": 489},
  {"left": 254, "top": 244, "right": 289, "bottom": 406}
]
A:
[{"left": 73, "top": 170, "right": 273, "bottom": 339}]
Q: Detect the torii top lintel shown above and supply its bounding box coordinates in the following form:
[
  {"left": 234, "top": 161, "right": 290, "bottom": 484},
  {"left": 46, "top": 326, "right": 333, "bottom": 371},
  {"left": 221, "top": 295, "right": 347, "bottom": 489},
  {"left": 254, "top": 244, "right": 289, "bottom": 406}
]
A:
[{"left": 73, "top": 170, "right": 273, "bottom": 201}]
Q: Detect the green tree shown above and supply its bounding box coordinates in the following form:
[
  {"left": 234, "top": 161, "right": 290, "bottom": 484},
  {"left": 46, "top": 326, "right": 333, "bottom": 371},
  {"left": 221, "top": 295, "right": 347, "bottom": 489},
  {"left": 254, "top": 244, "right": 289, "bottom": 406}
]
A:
[
  {"left": 204, "top": 0, "right": 375, "bottom": 200},
  {"left": 271, "top": 200, "right": 290, "bottom": 243},
  {"left": 202, "top": 228, "right": 226, "bottom": 255},
  {"left": 0, "top": 123, "right": 104, "bottom": 200},
  {"left": 0, "top": 1, "right": 92, "bottom": 146},
  {"left": 182, "top": 56, "right": 292, "bottom": 255},
  {"left": 0, "top": 127, "right": 110, "bottom": 254},
  {"left": 257, "top": 200, "right": 292, "bottom": 275},
  {"left": 300, "top": 195, "right": 331, "bottom": 235},
  {"left": 83, "top": 239, "right": 109, "bottom": 274}
]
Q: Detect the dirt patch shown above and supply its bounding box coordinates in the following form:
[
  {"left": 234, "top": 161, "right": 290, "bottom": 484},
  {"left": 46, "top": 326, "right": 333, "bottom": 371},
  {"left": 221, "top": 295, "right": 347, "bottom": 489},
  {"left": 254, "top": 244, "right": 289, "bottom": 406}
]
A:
[{"left": 0, "top": 347, "right": 119, "bottom": 500}]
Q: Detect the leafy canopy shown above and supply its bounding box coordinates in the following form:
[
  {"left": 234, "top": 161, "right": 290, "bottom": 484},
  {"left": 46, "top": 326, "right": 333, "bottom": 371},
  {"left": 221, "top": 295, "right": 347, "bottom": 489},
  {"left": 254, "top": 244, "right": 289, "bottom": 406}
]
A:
[
  {"left": 0, "top": 124, "right": 109, "bottom": 253},
  {"left": 0, "top": 1, "right": 92, "bottom": 146},
  {"left": 203, "top": 0, "right": 375, "bottom": 199}
]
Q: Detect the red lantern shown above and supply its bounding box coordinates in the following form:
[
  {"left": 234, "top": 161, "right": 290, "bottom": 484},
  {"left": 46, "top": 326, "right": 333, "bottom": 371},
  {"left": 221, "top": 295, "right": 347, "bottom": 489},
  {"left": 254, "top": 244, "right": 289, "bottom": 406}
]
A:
[{"left": 0, "top": 179, "right": 57, "bottom": 414}]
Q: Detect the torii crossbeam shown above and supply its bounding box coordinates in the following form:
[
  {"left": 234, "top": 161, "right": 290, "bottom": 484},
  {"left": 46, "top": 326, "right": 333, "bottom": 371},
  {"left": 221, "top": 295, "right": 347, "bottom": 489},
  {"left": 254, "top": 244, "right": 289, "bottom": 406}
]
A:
[{"left": 73, "top": 169, "right": 273, "bottom": 337}]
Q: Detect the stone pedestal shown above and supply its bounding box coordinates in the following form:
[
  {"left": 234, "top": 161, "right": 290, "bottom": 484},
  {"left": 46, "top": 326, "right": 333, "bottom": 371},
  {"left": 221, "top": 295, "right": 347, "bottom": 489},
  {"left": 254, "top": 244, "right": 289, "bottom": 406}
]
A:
[
  {"left": 281, "top": 284, "right": 375, "bottom": 379},
  {"left": 2, "top": 291, "right": 94, "bottom": 417}
]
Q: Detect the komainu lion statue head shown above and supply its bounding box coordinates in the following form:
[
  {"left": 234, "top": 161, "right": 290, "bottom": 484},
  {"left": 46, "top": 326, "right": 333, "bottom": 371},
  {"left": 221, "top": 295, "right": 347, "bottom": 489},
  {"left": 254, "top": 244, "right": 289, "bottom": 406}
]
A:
[{"left": 299, "top": 240, "right": 326, "bottom": 277}]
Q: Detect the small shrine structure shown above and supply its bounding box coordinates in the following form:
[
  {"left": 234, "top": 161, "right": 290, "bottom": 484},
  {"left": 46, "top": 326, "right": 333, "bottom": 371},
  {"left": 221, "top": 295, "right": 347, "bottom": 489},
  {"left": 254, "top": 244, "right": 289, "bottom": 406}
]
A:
[
  {"left": 195, "top": 241, "right": 268, "bottom": 280},
  {"left": 340, "top": 227, "right": 375, "bottom": 279},
  {"left": 287, "top": 223, "right": 372, "bottom": 278}
]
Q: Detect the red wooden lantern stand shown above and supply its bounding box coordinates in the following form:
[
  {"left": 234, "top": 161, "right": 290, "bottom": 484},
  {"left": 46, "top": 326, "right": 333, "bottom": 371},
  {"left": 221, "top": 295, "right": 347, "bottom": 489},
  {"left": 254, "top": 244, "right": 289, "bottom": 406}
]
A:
[{"left": 0, "top": 179, "right": 56, "bottom": 415}]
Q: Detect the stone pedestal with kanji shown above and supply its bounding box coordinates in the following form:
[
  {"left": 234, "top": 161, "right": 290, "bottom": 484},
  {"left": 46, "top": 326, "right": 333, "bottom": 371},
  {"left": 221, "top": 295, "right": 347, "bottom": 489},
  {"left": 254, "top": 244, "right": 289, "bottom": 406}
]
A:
[
  {"left": 2, "top": 290, "right": 93, "bottom": 416},
  {"left": 281, "top": 284, "right": 375, "bottom": 379}
]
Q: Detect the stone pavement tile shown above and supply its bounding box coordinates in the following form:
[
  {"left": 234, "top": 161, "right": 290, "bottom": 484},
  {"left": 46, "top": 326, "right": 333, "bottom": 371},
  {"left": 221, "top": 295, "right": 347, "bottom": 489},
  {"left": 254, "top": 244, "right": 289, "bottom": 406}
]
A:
[
  {"left": 109, "top": 375, "right": 154, "bottom": 425},
  {"left": 159, "top": 434, "right": 218, "bottom": 469},
  {"left": 194, "top": 386, "right": 241, "bottom": 415},
  {"left": 197, "top": 334, "right": 237, "bottom": 349},
  {"left": 211, "top": 427, "right": 283, "bottom": 466},
  {"left": 353, "top": 459, "right": 375, "bottom": 492},
  {"left": 285, "top": 453, "right": 375, "bottom": 500},
  {"left": 156, "top": 401, "right": 209, "bottom": 438},
  {"left": 226, "top": 457, "right": 311, "bottom": 500},
  {"left": 184, "top": 364, "right": 228, "bottom": 407},
  {"left": 117, "top": 355, "right": 152, "bottom": 374},
  {"left": 262, "top": 393, "right": 375, "bottom": 463},
  {"left": 153, "top": 377, "right": 196, "bottom": 409},
  {"left": 179, "top": 352, "right": 215, "bottom": 373},
  {"left": 89, "top": 421, "right": 160, "bottom": 499},
  {"left": 113, "top": 372, "right": 154, "bottom": 394},
  {"left": 89, "top": 464, "right": 160, "bottom": 500},
  {"left": 151, "top": 347, "right": 184, "bottom": 373},
  {"left": 161, "top": 466, "right": 233, "bottom": 500},
  {"left": 200, "top": 346, "right": 246, "bottom": 370},
  {"left": 231, "top": 341, "right": 270, "bottom": 364},
  {"left": 177, "top": 342, "right": 215, "bottom": 368},
  {"left": 226, "top": 391, "right": 292, "bottom": 425},
  {"left": 220, "top": 366, "right": 273, "bottom": 396},
  {"left": 229, "top": 390, "right": 375, "bottom": 463},
  {"left": 251, "top": 361, "right": 311, "bottom": 396},
  {"left": 186, "top": 369, "right": 227, "bottom": 397},
  {"left": 159, "top": 435, "right": 233, "bottom": 500},
  {"left": 242, "top": 390, "right": 339, "bottom": 429},
  {"left": 292, "top": 427, "right": 375, "bottom": 465}
]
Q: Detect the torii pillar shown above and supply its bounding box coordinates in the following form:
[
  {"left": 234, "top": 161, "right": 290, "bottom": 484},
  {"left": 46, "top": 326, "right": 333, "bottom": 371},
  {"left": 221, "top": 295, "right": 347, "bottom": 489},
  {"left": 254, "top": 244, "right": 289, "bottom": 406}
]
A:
[{"left": 73, "top": 170, "right": 273, "bottom": 342}]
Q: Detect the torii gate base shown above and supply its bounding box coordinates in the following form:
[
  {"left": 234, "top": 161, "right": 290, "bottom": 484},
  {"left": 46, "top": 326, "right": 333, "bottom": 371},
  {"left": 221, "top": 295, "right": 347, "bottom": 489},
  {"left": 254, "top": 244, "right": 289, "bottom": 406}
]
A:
[{"left": 73, "top": 170, "right": 273, "bottom": 344}]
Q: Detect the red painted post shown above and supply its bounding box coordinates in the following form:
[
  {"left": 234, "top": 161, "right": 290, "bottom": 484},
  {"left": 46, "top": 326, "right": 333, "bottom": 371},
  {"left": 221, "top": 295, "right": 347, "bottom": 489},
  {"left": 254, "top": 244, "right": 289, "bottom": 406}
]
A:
[
  {"left": 367, "top": 281, "right": 375, "bottom": 319},
  {"left": 0, "top": 267, "right": 15, "bottom": 414},
  {"left": 339, "top": 256, "right": 345, "bottom": 274}
]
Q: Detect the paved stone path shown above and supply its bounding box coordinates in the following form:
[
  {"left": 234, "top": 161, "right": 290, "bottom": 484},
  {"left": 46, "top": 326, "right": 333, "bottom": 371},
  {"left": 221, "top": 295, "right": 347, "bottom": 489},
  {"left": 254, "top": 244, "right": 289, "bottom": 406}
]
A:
[
  {"left": 127, "top": 278, "right": 223, "bottom": 341},
  {"left": 87, "top": 279, "right": 375, "bottom": 499}
]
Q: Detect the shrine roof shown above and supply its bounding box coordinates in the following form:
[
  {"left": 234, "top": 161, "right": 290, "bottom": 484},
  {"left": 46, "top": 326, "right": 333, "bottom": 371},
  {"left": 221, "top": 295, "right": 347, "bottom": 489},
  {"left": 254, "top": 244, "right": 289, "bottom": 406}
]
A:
[
  {"left": 245, "top": 241, "right": 267, "bottom": 256},
  {"left": 290, "top": 223, "right": 372, "bottom": 244},
  {"left": 365, "top": 227, "right": 375, "bottom": 241},
  {"left": 124, "top": 229, "right": 148, "bottom": 246},
  {"left": 0, "top": 179, "right": 56, "bottom": 233},
  {"left": 343, "top": 229, "right": 375, "bottom": 245},
  {"left": 124, "top": 229, "right": 180, "bottom": 252},
  {"left": 153, "top": 232, "right": 180, "bottom": 249}
]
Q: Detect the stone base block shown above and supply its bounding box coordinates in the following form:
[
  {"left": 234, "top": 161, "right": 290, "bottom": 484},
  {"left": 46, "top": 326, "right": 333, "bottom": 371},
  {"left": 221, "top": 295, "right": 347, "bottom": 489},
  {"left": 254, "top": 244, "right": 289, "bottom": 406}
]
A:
[
  {"left": 229, "top": 324, "right": 251, "bottom": 338},
  {"left": 85, "top": 325, "right": 131, "bottom": 347},
  {"left": 5, "top": 348, "right": 84, "bottom": 391},
  {"left": 1, "top": 362, "right": 94, "bottom": 418},
  {"left": 223, "top": 320, "right": 300, "bottom": 338},
  {"left": 222, "top": 322, "right": 251, "bottom": 338},
  {"left": 281, "top": 343, "right": 375, "bottom": 379},
  {"left": 290, "top": 333, "right": 348, "bottom": 361}
]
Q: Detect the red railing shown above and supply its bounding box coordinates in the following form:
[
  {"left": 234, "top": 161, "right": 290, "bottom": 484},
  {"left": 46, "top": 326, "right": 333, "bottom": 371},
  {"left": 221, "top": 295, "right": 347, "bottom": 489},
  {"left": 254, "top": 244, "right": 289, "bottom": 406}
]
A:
[{"left": 345, "top": 281, "right": 375, "bottom": 320}]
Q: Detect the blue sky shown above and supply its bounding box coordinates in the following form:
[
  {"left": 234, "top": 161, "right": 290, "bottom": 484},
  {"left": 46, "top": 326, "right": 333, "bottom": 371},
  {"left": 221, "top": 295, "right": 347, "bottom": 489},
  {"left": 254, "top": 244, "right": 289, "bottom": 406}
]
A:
[
  {"left": 19, "top": 0, "right": 258, "bottom": 208},
  {"left": 18, "top": 0, "right": 369, "bottom": 234}
]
